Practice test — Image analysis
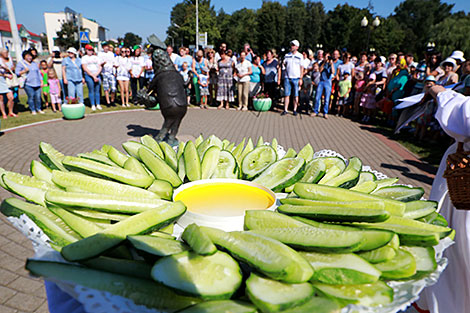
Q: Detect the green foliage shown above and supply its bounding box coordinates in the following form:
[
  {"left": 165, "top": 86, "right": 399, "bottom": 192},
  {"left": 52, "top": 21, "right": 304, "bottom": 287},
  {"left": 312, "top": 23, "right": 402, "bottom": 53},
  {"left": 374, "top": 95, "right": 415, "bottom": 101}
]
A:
[
  {"left": 225, "top": 8, "right": 258, "bottom": 52},
  {"left": 55, "top": 21, "right": 79, "bottom": 49},
  {"left": 256, "top": 1, "right": 286, "bottom": 52},
  {"left": 285, "top": 0, "right": 308, "bottom": 47},
  {"left": 430, "top": 13, "right": 470, "bottom": 58},
  {"left": 304, "top": 1, "right": 326, "bottom": 50},
  {"left": 117, "top": 33, "right": 142, "bottom": 48}
]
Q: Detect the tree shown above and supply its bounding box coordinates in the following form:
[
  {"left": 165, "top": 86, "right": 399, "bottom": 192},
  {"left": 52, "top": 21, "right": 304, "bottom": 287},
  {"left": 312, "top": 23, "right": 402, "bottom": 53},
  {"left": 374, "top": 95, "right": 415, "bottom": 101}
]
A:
[
  {"left": 55, "top": 21, "right": 79, "bottom": 49},
  {"left": 370, "top": 17, "right": 406, "bottom": 56},
  {"left": 304, "top": 1, "right": 326, "bottom": 49},
  {"left": 256, "top": 1, "right": 286, "bottom": 52},
  {"left": 225, "top": 8, "right": 258, "bottom": 53},
  {"left": 430, "top": 13, "right": 470, "bottom": 58},
  {"left": 285, "top": 0, "right": 308, "bottom": 47},
  {"left": 117, "top": 32, "right": 142, "bottom": 48}
]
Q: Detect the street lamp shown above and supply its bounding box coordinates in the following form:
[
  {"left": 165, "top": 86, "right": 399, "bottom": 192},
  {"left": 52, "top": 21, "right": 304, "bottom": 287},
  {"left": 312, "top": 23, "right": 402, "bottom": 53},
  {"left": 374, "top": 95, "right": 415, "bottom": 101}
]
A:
[
  {"left": 361, "top": 16, "right": 380, "bottom": 53},
  {"left": 316, "top": 43, "right": 323, "bottom": 49}
]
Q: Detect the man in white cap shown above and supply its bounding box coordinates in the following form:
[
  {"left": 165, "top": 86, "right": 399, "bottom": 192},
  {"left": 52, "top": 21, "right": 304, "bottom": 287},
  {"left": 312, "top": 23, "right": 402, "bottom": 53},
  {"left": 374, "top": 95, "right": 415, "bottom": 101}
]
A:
[
  {"left": 278, "top": 39, "right": 303, "bottom": 116},
  {"left": 47, "top": 46, "right": 65, "bottom": 102}
]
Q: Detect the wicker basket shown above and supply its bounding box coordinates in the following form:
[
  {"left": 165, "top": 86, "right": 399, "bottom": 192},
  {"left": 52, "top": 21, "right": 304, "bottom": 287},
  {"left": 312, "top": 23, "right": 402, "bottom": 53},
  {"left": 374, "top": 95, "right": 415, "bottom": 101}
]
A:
[{"left": 443, "top": 142, "right": 470, "bottom": 210}]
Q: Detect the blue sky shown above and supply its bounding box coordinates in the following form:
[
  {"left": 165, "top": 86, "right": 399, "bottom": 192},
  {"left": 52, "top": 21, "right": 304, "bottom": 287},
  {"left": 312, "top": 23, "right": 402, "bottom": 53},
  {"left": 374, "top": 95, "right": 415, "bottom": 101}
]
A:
[{"left": 13, "top": 0, "right": 469, "bottom": 42}]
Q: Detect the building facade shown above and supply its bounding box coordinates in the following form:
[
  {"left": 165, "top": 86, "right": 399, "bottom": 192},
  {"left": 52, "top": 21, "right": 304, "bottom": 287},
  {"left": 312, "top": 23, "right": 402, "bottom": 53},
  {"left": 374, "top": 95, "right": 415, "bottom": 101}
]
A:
[{"left": 0, "top": 20, "right": 43, "bottom": 55}]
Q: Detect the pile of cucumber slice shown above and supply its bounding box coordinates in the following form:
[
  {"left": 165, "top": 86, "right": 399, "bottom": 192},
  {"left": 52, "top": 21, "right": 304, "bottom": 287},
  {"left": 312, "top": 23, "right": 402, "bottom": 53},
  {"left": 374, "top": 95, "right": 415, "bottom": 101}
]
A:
[{"left": 0, "top": 134, "right": 453, "bottom": 313}]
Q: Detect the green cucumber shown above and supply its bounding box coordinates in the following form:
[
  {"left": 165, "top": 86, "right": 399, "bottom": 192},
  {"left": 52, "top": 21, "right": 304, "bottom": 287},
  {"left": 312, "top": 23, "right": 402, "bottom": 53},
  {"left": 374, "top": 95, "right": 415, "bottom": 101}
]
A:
[
  {"left": 350, "top": 180, "right": 377, "bottom": 193},
  {"left": 127, "top": 235, "right": 189, "bottom": 257},
  {"left": 182, "top": 223, "right": 217, "bottom": 255},
  {"left": 277, "top": 204, "right": 390, "bottom": 223},
  {"left": 401, "top": 246, "right": 437, "bottom": 278},
  {"left": 39, "top": 142, "right": 68, "bottom": 171},
  {"left": 246, "top": 272, "right": 314, "bottom": 313},
  {"left": 375, "top": 177, "right": 399, "bottom": 189},
  {"left": 282, "top": 148, "right": 297, "bottom": 159},
  {"left": 140, "top": 135, "right": 164, "bottom": 158},
  {"left": 372, "top": 185, "right": 425, "bottom": 202},
  {"left": 70, "top": 209, "right": 130, "bottom": 221},
  {"left": 284, "top": 158, "right": 326, "bottom": 193},
  {"left": 317, "top": 166, "right": 341, "bottom": 184},
  {"left": 245, "top": 209, "right": 309, "bottom": 230},
  {"left": 418, "top": 211, "right": 449, "bottom": 227},
  {"left": 147, "top": 179, "right": 173, "bottom": 200},
  {"left": 26, "top": 259, "right": 200, "bottom": 310},
  {"left": 123, "top": 156, "right": 154, "bottom": 178},
  {"left": 30, "top": 160, "right": 53, "bottom": 184},
  {"left": 100, "top": 144, "right": 112, "bottom": 154},
  {"left": 374, "top": 248, "right": 417, "bottom": 279},
  {"left": 122, "top": 141, "right": 151, "bottom": 160},
  {"left": 222, "top": 138, "right": 231, "bottom": 149},
  {"left": 178, "top": 155, "right": 186, "bottom": 181},
  {"left": 253, "top": 157, "right": 305, "bottom": 191},
  {"left": 323, "top": 156, "right": 362, "bottom": 188},
  {"left": 256, "top": 136, "right": 264, "bottom": 147},
  {"left": 149, "top": 231, "right": 176, "bottom": 240},
  {"left": 279, "top": 199, "right": 385, "bottom": 210},
  {"left": 313, "top": 281, "right": 393, "bottom": 307},
  {"left": 52, "top": 170, "right": 158, "bottom": 199},
  {"left": 160, "top": 141, "right": 178, "bottom": 171},
  {"left": 318, "top": 156, "right": 346, "bottom": 172},
  {"left": 3, "top": 172, "right": 61, "bottom": 206},
  {"left": 0, "top": 167, "right": 8, "bottom": 189},
  {"left": 301, "top": 251, "right": 381, "bottom": 284},
  {"left": 241, "top": 145, "right": 277, "bottom": 179},
  {"left": 196, "top": 135, "right": 223, "bottom": 159},
  {"left": 77, "top": 152, "right": 118, "bottom": 167},
  {"left": 184, "top": 141, "right": 202, "bottom": 181},
  {"left": 293, "top": 183, "right": 406, "bottom": 216},
  {"left": 139, "top": 147, "right": 182, "bottom": 187},
  {"left": 231, "top": 138, "right": 246, "bottom": 162},
  {"left": 194, "top": 134, "right": 204, "bottom": 147},
  {"left": 273, "top": 296, "right": 339, "bottom": 313},
  {"left": 357, "top": 234, "right": 399, "bottom": 263},
  {"left": 271, "top": 138, "right": 278, "bottom": 152},
  {"left": 48, "top": 206, "right": 103, "bottom": 237},
  {"left": 176, "top": 141, "right": 186, "bottom": 160},
  {"left": 82, "top": 256, "right": 152, "bottom": 280},
  {"left": 61, "top": 202, "right": 186, "bottom": 261},
  {"left": 404, "top": 200, "right": 438, "bottom": 219},
  {"left": 226, "top": 142, "right": 235, "bottom": 151},
  {"left": 62, "top": 156, "right": 154, "bottom": 188},
  {"left": 201, "top": 146, "right": 221, "bottom": 179},
  {"left": 46, "top": 190, "right": 175, "bottom": 214},
  {"left": 1, "top": 198, "right": 81, "bottom": 246},
  {"left": 107, "top": 146, "right": 129, "bottom": 167},
  {"left": 357, "top": 171, "right": 377, "bottom": 184},
  {"left": 177, "top": 300, "right": 256, "bottom": 313},
  {"left": 238, "top": 138, "right": 254, "bottom": 165},
  {"left": 211, "top": 150, "right": 238, "bottom": 179},
  {"left": 200, "top": 226, "right": 313, "bottom": 283},
  {"left": 297, "top": 144, "right": 314, "bottom": 163},
  {"left": 151, "top": 251, "right": 242, "bottom": 300}
]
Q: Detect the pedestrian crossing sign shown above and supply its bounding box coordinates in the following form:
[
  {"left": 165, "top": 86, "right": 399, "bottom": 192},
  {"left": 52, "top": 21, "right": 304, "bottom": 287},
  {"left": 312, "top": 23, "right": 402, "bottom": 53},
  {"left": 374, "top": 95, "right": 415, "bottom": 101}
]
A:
[{"left": 80, "top": 31, "right": 90, "bottom": 43}]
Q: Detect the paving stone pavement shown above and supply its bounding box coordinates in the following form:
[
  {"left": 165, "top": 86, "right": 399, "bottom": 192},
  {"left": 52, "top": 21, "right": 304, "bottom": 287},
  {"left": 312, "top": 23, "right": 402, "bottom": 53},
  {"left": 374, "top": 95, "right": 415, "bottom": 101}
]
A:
[{"left": 0, "top": 108, "right": 437, "bottom": 312}]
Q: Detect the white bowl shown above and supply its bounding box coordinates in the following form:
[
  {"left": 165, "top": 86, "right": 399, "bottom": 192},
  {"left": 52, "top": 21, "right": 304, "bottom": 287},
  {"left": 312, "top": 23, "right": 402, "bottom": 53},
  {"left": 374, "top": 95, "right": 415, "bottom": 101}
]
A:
[{"left": 173, "top": 179, "right": 277, "bottom": 232}]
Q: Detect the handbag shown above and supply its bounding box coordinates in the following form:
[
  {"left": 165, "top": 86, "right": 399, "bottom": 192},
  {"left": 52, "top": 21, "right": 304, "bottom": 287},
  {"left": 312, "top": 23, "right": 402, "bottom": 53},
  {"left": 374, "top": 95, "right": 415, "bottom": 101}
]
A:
[
  {"left": 16, "top": 61, "right": 27, "bottom": 88},
  {"left": 443, "top": 142, "right": 470, "bottom": 210},
  {"left": 5, "top": 67, "right": 19, "bottom": 88}
]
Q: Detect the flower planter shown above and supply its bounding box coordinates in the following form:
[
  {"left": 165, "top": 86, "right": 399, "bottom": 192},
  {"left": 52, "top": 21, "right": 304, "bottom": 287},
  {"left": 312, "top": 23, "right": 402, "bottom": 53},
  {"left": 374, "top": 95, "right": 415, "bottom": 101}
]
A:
[
  {"left": 62, "top": 103, "right": 85, "bottom": 120},
  {"left": 148, "top": 103, "right": 160, "bottom": 110},
  {"left": 253, "top": 98, "right": 272, "bottom": 112}
]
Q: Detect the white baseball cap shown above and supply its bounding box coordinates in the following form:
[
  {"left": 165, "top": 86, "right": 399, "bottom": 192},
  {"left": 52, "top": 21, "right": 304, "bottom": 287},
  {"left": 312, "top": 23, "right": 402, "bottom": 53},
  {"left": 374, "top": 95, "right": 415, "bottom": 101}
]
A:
[
  {"left": 66, "top": 47, "right": 78, "bottom": 55},
  {"left": 290, "top": 40, "right": 300, "bottom": 47},
  {"left": 449, "top": 50, "right": 465, "bottom": 62},
  {"left": 52, "top": 46, "right": 60, "bottom": 52}
]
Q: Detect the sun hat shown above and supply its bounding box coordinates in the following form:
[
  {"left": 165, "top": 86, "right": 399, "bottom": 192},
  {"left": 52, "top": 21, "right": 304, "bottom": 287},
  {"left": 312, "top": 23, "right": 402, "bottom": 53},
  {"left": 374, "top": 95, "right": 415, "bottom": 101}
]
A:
[
  {"left": 441, "top": 57, "right": 457, "bottom": 72},
  {"left": 425, "top": 75, "right": 436, "bottom": 82},
  {"left": 290, "top": 40, "right": 300, "bottom": 47},
  {"left": 449, "top": 50, "right": 465, "bottom": 62},
  {"left": 52, "top": 46, "right": 60, "bottom": 52},
  {"left": 66, "top": 47, "right": 77, "bottom": 55},
  {"left": 410, "top": 62, "right": 418, "bottom": 68}
]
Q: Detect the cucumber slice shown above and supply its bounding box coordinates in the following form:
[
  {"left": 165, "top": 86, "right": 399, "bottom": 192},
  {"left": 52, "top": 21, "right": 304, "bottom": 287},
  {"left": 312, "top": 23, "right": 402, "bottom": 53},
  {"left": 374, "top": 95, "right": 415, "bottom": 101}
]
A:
[
  {"left": 62, "top": 156, "right": 154, "bottom": 188},
  {"left": 140, "top": 135, "right": 164, "bottom": 159},
  {"left": 323, "top": 156, "right": 362, "bottom": 188},
  {"left": 375, "top": 177, "right": 399, "bottom": 189},
  {"left": 77, "top": 152, "right": 119, "bottom": 167},
  {"left": 271, "top": 138, "right": 278, "bottom": 153},
  {"left": 350, "top": 181, "right": 377, "bottom": 193},
  {"left": 0, "top": 167, "right": 8, "bottom": 189},
  {"left": 222, "top": 139, "right": 231, "bottom": 149},
  {"left": 182, "top": 223, "right": 217, "bottom": 255},
  {"left": 211, "top": 150, "right": 238, "bottom": 179},
  {"left": 279, "top": 199, "right": 385, "bottom": 211},
  {"left": 201, "top": 146, "right": 221, "bottom": 179},
  {"left": 226, "top": 142, "right": 235, "bottom": 151},
  {"left": 372, "top": 185, "right": 425, "bottom": 202},
  {"left": 147, "top": 179, "right": 173, "bottom": 200},
  {"left": 176, "top": 141, "right": 186, "bottom": 160},
  {"left": 127, "top": 235, "right": 189, "bottom": 257},
  {"left": 48, "top": 206, "right": 103, "bottom": 237},
  {"left": 302, "top": 251, "right": 381, "bottom": 284},
  {"left": 177, "top": 300, "right": 256, "bottom": 313},
  {"left": 3, "top": 172, "right": 61, "bottom": 206},
  {"left": 159, "top": 222, "right": 174, "bottom": 234},
  {"left": 318, "top": 156, "right": 346, "bottom": 172},
  {"left": 245, "top": 210, "right": 310, "bottom": 230},
  {"left": 317, "top": 166, "right": 341, "bottom": 184},
  {"left": 39, "top": 142, "right": 68, "bottom": 171},
  {"left": 282, "top": 148, "right": 297, "bottom": 159},
  {"left": 241, "top": 145, "right": 277, "bottom": 179},
  {"left": 151, "top": 251, "right": 242, "bottom": 300},
  {"left": 285, "top": 158, "right": 326, "bottom": 192},
  {"left": 52, "top": 170, "right": 159, "bottom": 199},
  {"left": 401, "top": 246, "right": 437, "bottom": 278},
  {"left": 82, "top": 256, "right": 152, "bottom": 280},
  {"left": 70, "top": 209, "right": 130, "bottom": 222},
  {"left": 278, "top": 204, "right": 390, "bottom": 223},
  {"left": 160, "top": 141, "right": 178, "bottom": 171},
  {"left": 196, "top": 135, "right": 223, "bottom": 159},
  {"left": 256, "top": 136, "right": 264, "bottom": 147},
  {"left": 149, "top": 231, "right": 176, "bottom": 240},
  {"left": 313, "top": 281, "right": 393, "bottom": 307},
  {"left": 46, "top": 190, "right": 175, "bottom": 214},
  {"left": 184, "top": 140, "right": 202, "bottom": 181},
  {"left": 107, "top": 146, "right": 129, "bottom": 167},
  {"left": 201, "top": 226, "right": 313, "bottom": 283},
  {"left": 293, "top": 183, "right": 406, "bottom": 216},
  {"left": 194, "top": 134, "right": 204, "bottom": 147},
  {"left": 26, "top": 259, "right": 200, "bottom": 310},
  {"left": 404, "top": 200, "right": 437, "bottom": 219},
  {"left": 253, "top": 157, "right": 305, "bottom": 191},
  {"left": 418, "top": 211, "right": 449, "bottom": 227},
  {"left": 273, "top": 296, "right": 339, "bottom": 313},
  {"left": 231, "top": 138, "right": 246, "bottom": 162},
  {"left": 123, "top": 156, "right": 153, "bottom": 177},
  {"left": 297, "top": 144, "right": 314, "bottom": 163},
  {"left": 374, "top": 248, "right": 417, "bottom": 279},
  {"left": 178, "top": 155, "right": 186, "bottom": 181},
  {"left": 246, "top": 272, "right": 314, "bottom": 313},
  {"left": 61, "top": 202, "right": 186, "bottom": 261},
  {"left": 1, "top": 198, "right": 81, "bottom": 246},
  {"left": 30, "top": 160, "right": 53, "bottom": 184},
  {"left": 139, "top": 147, "right": 182, "bottom": 187},
  {"left": 251, "top": 226, "right": 364, "bottom": 253},
  {"left": 239, "top": 138, "right": 254, "bottom": 165},
  {"left": 357, "top": 234, "right": 399, "bottom": 263},
  {"left": 357, "top": 171, "right": 377, "bottom": 184},
  {"left": 122, "top": 141, "right": 151, "bottom": 160}
]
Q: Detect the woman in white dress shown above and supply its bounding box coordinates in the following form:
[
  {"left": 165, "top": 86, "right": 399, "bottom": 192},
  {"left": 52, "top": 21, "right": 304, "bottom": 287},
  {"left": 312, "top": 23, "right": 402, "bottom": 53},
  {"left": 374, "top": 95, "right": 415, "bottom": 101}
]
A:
[
  {"left": 115, "top": 47, "right": 131, "bottom": 107},
  {"left": 417, "top": 85, "right": 470, "bottom": 313}
]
